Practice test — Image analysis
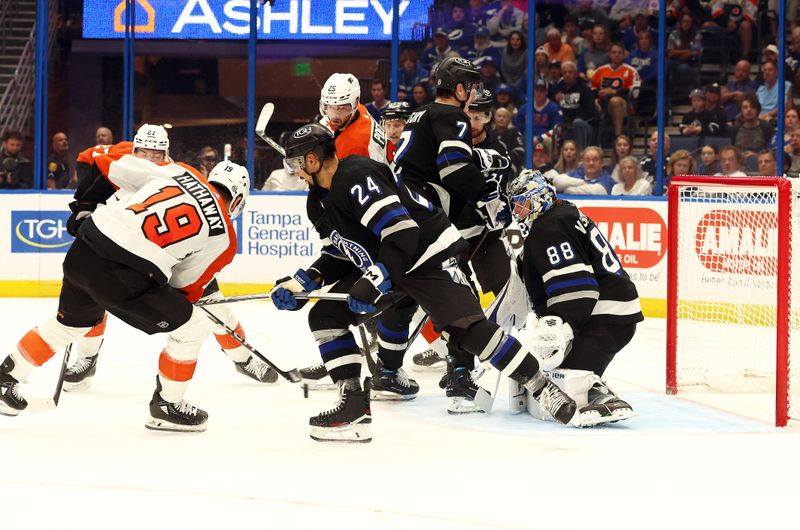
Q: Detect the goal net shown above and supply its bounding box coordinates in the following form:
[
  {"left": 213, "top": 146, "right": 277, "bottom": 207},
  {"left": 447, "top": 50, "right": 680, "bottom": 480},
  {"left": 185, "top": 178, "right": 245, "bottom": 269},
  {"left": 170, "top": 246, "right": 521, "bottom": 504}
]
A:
[{"left": 666, "top": 176, "right": 800, "bottom": 427}]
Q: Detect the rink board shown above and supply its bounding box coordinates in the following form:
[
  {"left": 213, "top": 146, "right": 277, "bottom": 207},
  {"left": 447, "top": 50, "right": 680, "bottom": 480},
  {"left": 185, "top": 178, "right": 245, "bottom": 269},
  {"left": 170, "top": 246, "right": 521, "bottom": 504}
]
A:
[{"left": 0, "top": 191, "right": 668, "bottom": 316}]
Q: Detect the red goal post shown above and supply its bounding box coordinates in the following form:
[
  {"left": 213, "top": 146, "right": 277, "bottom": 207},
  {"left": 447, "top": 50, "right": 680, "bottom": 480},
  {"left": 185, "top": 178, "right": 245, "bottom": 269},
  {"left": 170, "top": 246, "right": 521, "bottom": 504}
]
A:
[{"left": 666, "top": 175, "right": 799, "bottom": 427}]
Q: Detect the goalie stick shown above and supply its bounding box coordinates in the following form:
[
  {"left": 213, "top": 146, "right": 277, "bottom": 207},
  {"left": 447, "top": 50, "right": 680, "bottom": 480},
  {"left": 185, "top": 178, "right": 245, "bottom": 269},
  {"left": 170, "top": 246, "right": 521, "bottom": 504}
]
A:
[
  {"left": 196, "top": 305, "right": 301, "bottom": 383},
  {"left": 255, "top": 102, "right": 285, "bottom": 156}
]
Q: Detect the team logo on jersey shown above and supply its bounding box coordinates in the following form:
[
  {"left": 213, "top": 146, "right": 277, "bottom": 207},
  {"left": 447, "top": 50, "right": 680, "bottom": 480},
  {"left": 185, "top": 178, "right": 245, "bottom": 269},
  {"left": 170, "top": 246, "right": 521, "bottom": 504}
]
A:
[
  {"left": 173, "top": 172, "right": 226, "bottom": 236},
  {"left": 329, "top": 230, "right": 373, "bottom": 270},
  {"left": 11, "top": 211, "right": 73, "bottom": 253},
  {"left": 293, "top": 126, "right": 313, "bottom": 138}
]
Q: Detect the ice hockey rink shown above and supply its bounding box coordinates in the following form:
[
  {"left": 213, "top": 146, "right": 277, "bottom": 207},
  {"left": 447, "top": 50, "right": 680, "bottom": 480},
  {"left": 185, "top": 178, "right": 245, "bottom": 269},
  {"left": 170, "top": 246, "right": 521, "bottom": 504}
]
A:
[{"left": 1, "top": 297, "right": 798, "bottom": 530}]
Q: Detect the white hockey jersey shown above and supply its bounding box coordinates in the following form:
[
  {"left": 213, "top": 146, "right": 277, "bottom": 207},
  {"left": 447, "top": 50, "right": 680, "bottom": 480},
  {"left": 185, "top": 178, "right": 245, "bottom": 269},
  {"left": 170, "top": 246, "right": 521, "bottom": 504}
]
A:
[{"left": 86, "top": 154, "right": 237, "bottom": 302}]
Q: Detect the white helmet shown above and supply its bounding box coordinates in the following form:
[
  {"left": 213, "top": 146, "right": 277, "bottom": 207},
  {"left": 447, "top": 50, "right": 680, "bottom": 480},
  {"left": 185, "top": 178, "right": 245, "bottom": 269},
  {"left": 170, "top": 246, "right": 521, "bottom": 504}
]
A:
[
  {"left": 319, "top": 73, "right": 360, "bottom": 116},
  {"left": 208, "top": 161, "right": 250, "bottom": 219},
  {"left": 133, "top": 123, "right": 169, "bottom": 157}
]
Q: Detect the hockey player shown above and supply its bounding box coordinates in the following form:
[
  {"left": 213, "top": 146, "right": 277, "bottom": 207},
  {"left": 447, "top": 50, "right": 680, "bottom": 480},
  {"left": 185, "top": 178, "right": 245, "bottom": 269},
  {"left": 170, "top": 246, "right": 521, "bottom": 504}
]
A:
[
  {"left": 380, "top": 101, "right": 411, "bottom": 147},
  {"left": 0, "top": 155, "right": 250, "bottom": 431},
  {"left": 506, "top": 170, "right": 641, "bottom": 426},
  {"left": 63, "top": 124, "right": 276, "bottom": 390},
  {"left": 270, "top": 123, "right": 576, "bottom": 442},
  {"left": 395, "top": 60, "right": 513, "bottom": 412}
]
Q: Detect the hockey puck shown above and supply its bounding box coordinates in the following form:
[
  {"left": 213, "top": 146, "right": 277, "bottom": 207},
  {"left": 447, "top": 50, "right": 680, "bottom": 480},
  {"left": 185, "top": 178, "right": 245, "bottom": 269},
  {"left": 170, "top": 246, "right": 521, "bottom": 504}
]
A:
[{"left": 302, "top": 383, "right": 309, "bottom": 399}]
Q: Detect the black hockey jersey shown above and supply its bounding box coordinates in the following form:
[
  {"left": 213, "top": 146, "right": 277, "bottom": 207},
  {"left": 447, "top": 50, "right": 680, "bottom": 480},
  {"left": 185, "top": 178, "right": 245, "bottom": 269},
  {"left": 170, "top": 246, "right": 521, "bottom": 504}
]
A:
[
  {"left": 306, "top": 155, "right": 465, "bottom": 284},
  {"left": 518, "top": 201, "right": 643, "bottom": 330},
  {"left": 394, "top": 102, "right": 491, "bottom": 233}
]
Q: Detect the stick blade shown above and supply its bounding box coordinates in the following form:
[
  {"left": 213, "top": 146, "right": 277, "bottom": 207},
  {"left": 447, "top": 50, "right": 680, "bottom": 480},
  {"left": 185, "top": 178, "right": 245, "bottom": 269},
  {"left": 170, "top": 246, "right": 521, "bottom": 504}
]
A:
[{"left": 256, "top": 102, "right": 274, "bottom": 135}]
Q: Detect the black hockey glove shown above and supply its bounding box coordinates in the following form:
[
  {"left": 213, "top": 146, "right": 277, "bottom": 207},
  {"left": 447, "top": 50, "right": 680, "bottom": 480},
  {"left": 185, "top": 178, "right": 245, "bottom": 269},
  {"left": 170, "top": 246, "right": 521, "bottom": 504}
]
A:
[
  {"left": 348, "top": 263, "right": 392, "bottom": 314},
  {"left": 67, "top": 200, "right": 97, "bottom": 237}
]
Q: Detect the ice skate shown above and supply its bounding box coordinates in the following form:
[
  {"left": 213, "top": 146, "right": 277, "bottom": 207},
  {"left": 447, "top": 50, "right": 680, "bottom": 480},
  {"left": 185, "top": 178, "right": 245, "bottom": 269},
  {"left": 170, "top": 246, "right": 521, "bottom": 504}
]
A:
[
  {"left": 235, "top": 355, "right": 279, "bottom": 384},
  {"left": 412, "top": 348, "right": 446, "bottom": 372},
  {"left": 63, "top": 354, "right": 98, "bottom": 392},
  {"left": 526, "top": 372, "right": 577, "bottom": 425},
  {"left": 578, "top": 381, "right": 635, "bottom": 427},
  {"left": 299, "top": 362, "right": 336, "bottom": 390},
  {"left": 439, "top": 365, "right": 486, "bottom": 414},
  {"left": 0, "top": 357, "right": 27, "bottom": 416},
  {"left": 309, "top": 378, "right": 372, "bottom": 443},
  {"left": 145, "top": 377, "right": 208, "bottom": 432},
  {"left": 370, "top": 368, "right": 419, "bottom": 401}
]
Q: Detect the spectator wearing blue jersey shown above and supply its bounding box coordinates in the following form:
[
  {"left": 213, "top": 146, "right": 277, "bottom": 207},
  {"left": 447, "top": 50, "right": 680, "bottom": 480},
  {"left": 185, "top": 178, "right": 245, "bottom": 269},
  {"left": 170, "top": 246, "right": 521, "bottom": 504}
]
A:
[
  {"left": 465, "top": 27, "right": 502, "bottom": 67},
  {"left": 627, "top": 31, "right": 658, "bottom": 88},
  {"left": 468, "top": 0, "right": 492, "bottom": 27},
  {"left": 443, "top": 3, "right": 474, "bottom": 52},
  {"left": 554, "top": 146, "right": 615, "bottom": 195},
  {"left": 514, "top": 78, "right": 563, "bottom": 153},
  {"left": 620, "top": 13, "right": 653, "bottom": 52},
  {"left": 397, "top": 50, "right": 429, "bottom": 95},
  {"left": 364, "top": 80, "right": 390, "bottom": 122},
  {"left": 421, "top": 28, "right": 460, "bottom": 71}
]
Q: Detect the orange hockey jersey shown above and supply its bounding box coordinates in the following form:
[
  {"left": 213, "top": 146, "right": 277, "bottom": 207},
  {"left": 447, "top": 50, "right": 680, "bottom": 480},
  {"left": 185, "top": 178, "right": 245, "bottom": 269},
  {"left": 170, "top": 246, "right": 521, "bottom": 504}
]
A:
[{"left": 321, "top": 104, "right": 395, "bottom": 164}]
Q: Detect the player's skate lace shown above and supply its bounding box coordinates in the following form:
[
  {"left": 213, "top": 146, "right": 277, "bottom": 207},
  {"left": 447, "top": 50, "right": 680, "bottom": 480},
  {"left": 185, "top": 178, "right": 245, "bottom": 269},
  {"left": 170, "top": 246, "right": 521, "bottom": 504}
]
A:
[
  {"left": 68, "top": 356, "right": 95, "bottom": 375},
  {"left": 174, "top": 400, "right": 199, "bottom": 416},
  {"left": 415, "top": 349, "right": 443, "bottom": 364},
  {"left": 8, "top": 383, "right": 24, "bottom": 401},
  {"left": 394, "top": 368, "right": 412, "bottom": 388}
]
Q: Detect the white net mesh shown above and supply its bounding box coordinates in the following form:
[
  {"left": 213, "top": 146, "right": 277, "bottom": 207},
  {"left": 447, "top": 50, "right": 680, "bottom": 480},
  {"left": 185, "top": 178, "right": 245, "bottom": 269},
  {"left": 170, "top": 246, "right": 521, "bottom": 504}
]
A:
[{"left": 672, "top": 179, "right": 800, "bottom": 423}]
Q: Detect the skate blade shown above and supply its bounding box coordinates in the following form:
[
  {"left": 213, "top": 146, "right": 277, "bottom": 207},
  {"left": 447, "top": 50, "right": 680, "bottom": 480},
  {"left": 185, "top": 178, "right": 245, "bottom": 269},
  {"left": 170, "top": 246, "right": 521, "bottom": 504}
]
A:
[
  {"left": 370, "top": 390, "right": 417, "bottom": 401},
  {"left": 300, "top": 379, "right": 337, "bottom": 391},
  {"left": 411, "top": 362, "right": 445, "bottom": 373},
  {"left": 576, "top": 407, "right": 635, "bottom": 428},
  {"left": 446, "top": 396, "right": 486, "bottom": 414},
  {"left": 310, "top": 422, "right": 372, "bottom": 443},
  {"left": 63, "top": 377, "right": 93, "bottom": 392},
  {"left": 0, "top": 403, "right": 24, "bottom": 416},
  {"left": 145, "top": 417, "right": 207, "bottom": 433}
]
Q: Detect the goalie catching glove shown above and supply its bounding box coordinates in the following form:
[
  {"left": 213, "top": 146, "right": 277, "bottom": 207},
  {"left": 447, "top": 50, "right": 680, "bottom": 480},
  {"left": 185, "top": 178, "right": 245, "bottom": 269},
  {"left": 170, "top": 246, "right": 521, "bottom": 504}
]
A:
[
  {"left": 270, "top": 269, "right": 321, "bottom": 311},
  {"left": 522, "top": 315, "right": 573, "bottom": 371},
  {"left": 347, "top": 263, "right": 391, "bottom": 314}
]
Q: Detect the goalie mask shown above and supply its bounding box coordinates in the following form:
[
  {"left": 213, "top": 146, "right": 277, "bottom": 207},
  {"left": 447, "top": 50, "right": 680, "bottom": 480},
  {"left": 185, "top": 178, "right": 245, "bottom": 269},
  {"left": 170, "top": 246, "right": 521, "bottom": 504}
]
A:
[
  {"left": 320, "top": 73, "right": 360, "bottom": 129},
  {"left": 133, "top": 123, "right": 169, "bottom": 161},
  {"left": 507, "top": 169, "right": 556, "bottom": 238},
  {"left": 208, "top": 161, "right": 250, "bottom": 219}
]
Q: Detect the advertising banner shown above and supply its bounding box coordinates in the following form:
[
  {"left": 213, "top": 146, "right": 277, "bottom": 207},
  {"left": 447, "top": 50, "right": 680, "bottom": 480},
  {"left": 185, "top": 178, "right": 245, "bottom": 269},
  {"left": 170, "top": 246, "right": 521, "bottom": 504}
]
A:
[{"left": 82, "top": 0, "right": 432, "bottom": 41}]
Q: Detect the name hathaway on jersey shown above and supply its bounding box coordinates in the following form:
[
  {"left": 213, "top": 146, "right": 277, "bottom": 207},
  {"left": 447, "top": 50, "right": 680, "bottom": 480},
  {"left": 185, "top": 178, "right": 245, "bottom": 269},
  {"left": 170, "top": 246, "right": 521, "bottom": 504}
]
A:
[{"left": 174, "top": 172, "right": 225, "bottom": 236}]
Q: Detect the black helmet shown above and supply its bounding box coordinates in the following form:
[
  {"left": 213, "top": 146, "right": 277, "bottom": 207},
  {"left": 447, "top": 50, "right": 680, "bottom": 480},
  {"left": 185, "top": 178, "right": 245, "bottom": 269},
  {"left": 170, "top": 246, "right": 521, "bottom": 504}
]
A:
[
  {"left": 381, "top": 101, "right": 412, "bottom": 122},
  {"left": 468, "top": 89, "right": 494, "bottom": 113},
  {"left": 435, "top": 57, "right": 481, "bottom": 92},
  {"left": 283, "top": 122, "right": 336, "bottom": 173}
]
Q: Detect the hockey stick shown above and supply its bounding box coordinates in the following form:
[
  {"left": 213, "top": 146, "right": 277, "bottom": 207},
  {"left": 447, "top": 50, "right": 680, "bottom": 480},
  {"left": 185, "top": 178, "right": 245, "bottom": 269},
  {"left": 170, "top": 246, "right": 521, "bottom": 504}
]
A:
[
  {"left": 196, "top": 291, "right": 349, "bottom": 306},
  {"left": 255, "top": 102, "right": 286, "bottom": 156},
  {"left": 196, "top": 305, "right": 301, "bottom": 383},
  {"left": 26, "top": 344, "right": 71, "bottom": 412}
]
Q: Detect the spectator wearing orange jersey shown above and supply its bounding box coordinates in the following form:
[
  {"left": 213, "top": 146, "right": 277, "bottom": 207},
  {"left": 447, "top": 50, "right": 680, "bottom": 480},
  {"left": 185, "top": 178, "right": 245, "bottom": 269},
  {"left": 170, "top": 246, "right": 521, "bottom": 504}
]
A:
[{"left": 591, "top": 42, "right": 640, "bottom": 137}]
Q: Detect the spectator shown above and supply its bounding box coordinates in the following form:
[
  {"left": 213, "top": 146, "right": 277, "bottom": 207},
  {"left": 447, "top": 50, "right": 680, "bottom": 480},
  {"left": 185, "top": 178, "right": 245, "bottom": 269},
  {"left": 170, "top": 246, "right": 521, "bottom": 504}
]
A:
[
  {"left": 500, "top": 30, "right": 527, "bottom": 87},
  {"left": 468, "top": 0, "right": 492, "bottom": 27},
  {"left": 757, "top": 148, "right": 780, "bottom": 176},
  {"left": 397, "top": 50, "right": 429, "bottom": 95},
  {"left": 666, "top": 13, "right": 701, "bottom": 88},
  {"left": 577, "top": 24, "right": 611, "bottom": 80},
  {"left": 721, "top": 60, "right": 759, "bottom": 123},
  {"left": 195, "top": 146, "right": 220, "bottom": 179},
  {"left": 627, "top": 30, "right": 658, "bottom": 88},
  {"left": 680, "top": 88, "right": 710, "bottom": 137},
  {"left": 731, "top": 94, "right": 774, "bottom": 158},
  {"left": 591, "top": 42, "right": 641, "bottom": 137},
  {"left": 514, "top": 79, "right": 563, "bottom": 151},
  {"left": 47, "top": 132, "right": 72, "bottom": 189},
  {"left": 487, "top": 0, "right": 525, "bottom": 43},
  {"left": 476, "top": 55, "right": 501, "bottom": 93},
  {"left": 543, "top": 27, "right": 575, "bottom": 64},
  {"left": 708, "top": 0, "right": 754, "bottom": 62},
  {"left": 494, "top": 107, "right": 524, "bottom": 169},
  {"left": 608, "top": 134, "right": 633, "bottom": 177},
  {"left": 262, "top": 166, "right": 308, "bottom": 192},
  {"left": 772, "top": 108, "right": 800, "bottom": 150},
  {"left": 703, "top": 83, "right": 728, "bottom": 136},
  {"left": 620, "top": 12, "right": 654, "bottom": 52},
  {"left": 756, "top": 61, "right": 793, "bottom": 122},
  {"left": 640, "top": 130, "right": 670, "bottom": 185},
  {"left": 532, "top": 141, "right": 558, "bottom": 179},
  {"left": 570, "top": 0, "right": 609, "bottom": 31},
  {"left": 495, "top": 83, "right": 517, "bottom": 114},
  {"left": 716, "top": 145, "right": 747, "bottom": 176},
  {"left": 554, "top": 145, "right": 615, "bottom": 195},
  {"left": 442, "top": 3, "right": 474, "bottom": 51},
  {"left": 554, "top": 60, "right": 597, "bottom": 150},
  {"left": 612, "top": 156, "right": 653, "bottom": 196},
  {"left": 562, "top": 14, "right": 586, "bottom": 56},
  {"left": 0, "top": 130, "right": 33, "bottom": 189},
  {"left": 546, "top": 60, "right": 562, "bottom": 86},
  {"left": 95, "top": 126, "right": 113, "bottom": 145},
  {"left": 698, "top": 144, "right": 722, "bottom": 175},
  {"left": 409, "top": 83, "right": 430, "bottom": 110},
  {"left": 666, "top": 149, "right": 697, "bottom": 188},
  {"left": 534, "top": 46, "right": 550, "bottom": 78},
  {"left": 785, "top": 129, "right": 800, "bottom": 174},
  {"left": 365, "top": 79, "right": 390, "bottom": 122},
  {"left": 761, "top": 44, "right": 779, "bottom": 65},
  {"left": 554, "top": 139, "right": 581, "bottom": 174},
  {"left": 421, "top": 27, "right": 460, "bottom": 70},
  {"left": 466, "top": 26, "right": 502, "bottom": 67},
  {"left": 786, "top": 27, "right": 800, "bottom": 92}
]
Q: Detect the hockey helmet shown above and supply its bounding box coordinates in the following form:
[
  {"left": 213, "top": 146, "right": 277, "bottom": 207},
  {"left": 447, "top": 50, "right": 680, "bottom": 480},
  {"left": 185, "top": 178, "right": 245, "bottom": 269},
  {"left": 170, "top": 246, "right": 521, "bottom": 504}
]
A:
[
  {"left": 467, "top": 89, "right": 494, "bottom": 129},
  {"left": 435, "top": 57, "right": 482, "bottom": 93},
  {"left": 133, "top": 123, "right": 169, "bottom": 159},
  {"left": 208, "top": 160, "right": 250, "bottom": 219},
  {"left": 320, "top": 73, "right": 361, "bottom": 122},
  {"left": 507, "top": 169, "right": 557, "bottom": 237},
  {"left": 283, "top": 122, "right": 336, "bottom": 175},
  {"left": 381, "top": 101, "right": 412, "bottom": 122}
]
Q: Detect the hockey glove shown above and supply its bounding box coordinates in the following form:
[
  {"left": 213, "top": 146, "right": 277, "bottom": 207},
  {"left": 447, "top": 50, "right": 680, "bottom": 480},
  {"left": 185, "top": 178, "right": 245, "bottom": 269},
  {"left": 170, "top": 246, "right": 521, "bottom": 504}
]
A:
[
  {"left": 67, "top": 200, "right": 97, "bottom": 237},
  {"left": 269, "top": 269, "right": 320, "bottom": 311},
  {"left": 529, "top": 315, "right": 574, "bottom": 371},
  {"left": 347, "top": 263, "right": 392, "bottom": 314},
  {"left": 473, "top": 148, "right": 510, "bottom": 173}
]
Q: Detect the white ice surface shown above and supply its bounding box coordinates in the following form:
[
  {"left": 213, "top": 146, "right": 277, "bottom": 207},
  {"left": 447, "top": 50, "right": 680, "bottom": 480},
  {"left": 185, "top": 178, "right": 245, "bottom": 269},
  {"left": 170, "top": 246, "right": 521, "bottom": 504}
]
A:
[{"left": 1, "top": 298, "right": 798, "bottom": 530}]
